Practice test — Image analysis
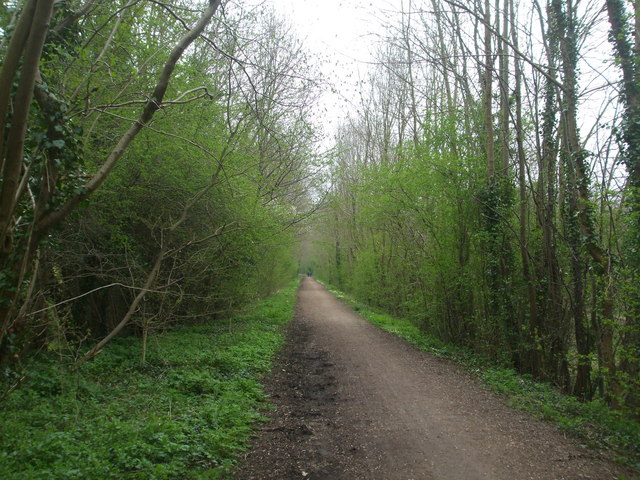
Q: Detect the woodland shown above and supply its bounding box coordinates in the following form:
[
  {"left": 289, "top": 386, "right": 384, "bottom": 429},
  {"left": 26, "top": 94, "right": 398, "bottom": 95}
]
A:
[
  {"left": 307, "top": 0, "right": 640, "bottom": 413},
  {"left": 0, "top": 0, "right": 320, "bottom": 368},
  {"left": 0, "top": 0, "right": 639, "bottom": 475}
]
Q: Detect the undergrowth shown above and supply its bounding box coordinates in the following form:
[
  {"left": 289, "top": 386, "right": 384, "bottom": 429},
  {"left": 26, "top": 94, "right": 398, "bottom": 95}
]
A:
[
  {"left": 0, "top": 280, "right": 298, "bottom": 480},
  {"left": 323, "top": 283, "right": 640, "bottom": 471}
]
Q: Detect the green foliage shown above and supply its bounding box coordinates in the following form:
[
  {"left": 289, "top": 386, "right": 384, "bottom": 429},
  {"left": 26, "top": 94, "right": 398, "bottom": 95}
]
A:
[
  {"left": 1, "top": 0, "right": 316, "bottom": 377},
  {"left": 21, "top": 2, "right": 315, "bottom": 353},
  {"left": 482, "top": 368, "right": 640, "bottom": 468},
  {"left": 0, "top": 281, "right": 298, "bottom": 479},
  {"left": 313, "top": 112, "right": 490, "bottom": 349},
  {"left": 325, "top": 283, "right": 640, "bottom": 469}
]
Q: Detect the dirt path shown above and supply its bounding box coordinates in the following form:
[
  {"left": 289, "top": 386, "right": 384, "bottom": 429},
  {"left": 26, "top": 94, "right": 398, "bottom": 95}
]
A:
[{"left": 234, "top": 277, "right": 637, "bottom": 480}]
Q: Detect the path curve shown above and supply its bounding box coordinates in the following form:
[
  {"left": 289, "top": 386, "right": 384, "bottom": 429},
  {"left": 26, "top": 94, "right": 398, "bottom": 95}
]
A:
[{"left": 235, "top": 277, "right": 637, "bottom": 479}]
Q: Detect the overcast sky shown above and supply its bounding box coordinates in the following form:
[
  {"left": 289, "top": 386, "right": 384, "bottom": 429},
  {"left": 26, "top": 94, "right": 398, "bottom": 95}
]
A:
[{"left": 263, "top": 0, "right": 400, "bottom": 138}]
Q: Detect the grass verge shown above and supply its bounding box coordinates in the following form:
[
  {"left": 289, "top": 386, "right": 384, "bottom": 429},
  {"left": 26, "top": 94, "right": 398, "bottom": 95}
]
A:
[
  {"left": 0, "top": 280, "right": 298, "bottom": 480},
  {"left": 322, "top": 283, "right": 640, "bottom": 471}
]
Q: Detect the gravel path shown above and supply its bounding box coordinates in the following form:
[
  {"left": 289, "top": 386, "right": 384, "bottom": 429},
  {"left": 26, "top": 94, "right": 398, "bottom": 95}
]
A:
[{"left": 234, "top": 277, "right": 638, "bottom": 480}]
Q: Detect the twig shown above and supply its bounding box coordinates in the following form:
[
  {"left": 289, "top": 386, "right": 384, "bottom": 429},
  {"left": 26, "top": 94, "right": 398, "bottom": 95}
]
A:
[{"left": 25, "top": 282, "right": 169, "bottom": 317}]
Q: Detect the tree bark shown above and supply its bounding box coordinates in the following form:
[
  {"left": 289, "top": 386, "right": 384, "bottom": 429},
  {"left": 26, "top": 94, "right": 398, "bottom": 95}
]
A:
[
  {"left": 605, "top": 0, "right": 640, "bottom": 410},
  {"left": 512, "top": 0, "right": 540, "bottom": 377},
  {"left": 604, "top": 0, "right": 640, "bottom": 188},
  {"left": 552, "top": 0, "right": 614, "bottom": 403},
  {"left": 482, "top": 0, "right": 495, "bottom": 180},
  {"left": 0, "top": 0, "right": 54, "bottom": 254},
  {"left": 0, "top": 0, "right": 56, "bottom": 348}
]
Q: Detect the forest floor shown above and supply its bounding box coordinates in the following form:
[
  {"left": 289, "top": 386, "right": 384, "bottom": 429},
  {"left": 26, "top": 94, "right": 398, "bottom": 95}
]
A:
[{"left": 234, "top": 277, "right": 638, "bottom": 480}]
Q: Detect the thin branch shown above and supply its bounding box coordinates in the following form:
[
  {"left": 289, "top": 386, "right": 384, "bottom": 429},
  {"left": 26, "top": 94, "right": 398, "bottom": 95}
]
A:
[
  {"left": 92, "top": 86, "right": 218, "bottom": 110},
  {"left": 441, "top": 0, "right": 565, "bottom": 90},
  {"left": 25, "top": 282, "right": 170, "bottom": 317},
  {"left": 36, "top": 0, "right": 223, "bottom": 234}
]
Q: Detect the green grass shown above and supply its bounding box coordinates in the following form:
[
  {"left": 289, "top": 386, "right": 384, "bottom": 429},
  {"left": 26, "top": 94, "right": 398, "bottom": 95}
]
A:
[
  {"left": 323, "top": 283, "right": 640, "bottom": 471},
  {"left": 0, "top": 280, "right": 299, "bottom": 480}
]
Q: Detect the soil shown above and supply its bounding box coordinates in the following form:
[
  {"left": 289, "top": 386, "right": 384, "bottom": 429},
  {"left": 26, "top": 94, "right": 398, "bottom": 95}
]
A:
[{"left": 234, "top": 277, "right": 639, "bottom": 480}]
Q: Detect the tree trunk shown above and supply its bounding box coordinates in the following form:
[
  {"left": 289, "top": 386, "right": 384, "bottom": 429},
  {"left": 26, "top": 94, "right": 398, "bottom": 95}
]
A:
[
  {"left": 0, "top": 0, "right": 56, "bottom": 356},
  {"left": 511, "top": 0, "right": 540, "bottom": 377},
  {"left": 605, "top": 0, "right": 640, "bottom": 410},
  {"left": 552, "top": 0, "right": 616, "bottom": 403},
  {"left": 482, "top": 0, "right": 495, "bottom": 180}
]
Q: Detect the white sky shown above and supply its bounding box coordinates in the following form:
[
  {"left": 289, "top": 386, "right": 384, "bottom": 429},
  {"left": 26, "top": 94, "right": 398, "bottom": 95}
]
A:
[{"left": 263, "top": 0, "right": 400, "bottom": 139}]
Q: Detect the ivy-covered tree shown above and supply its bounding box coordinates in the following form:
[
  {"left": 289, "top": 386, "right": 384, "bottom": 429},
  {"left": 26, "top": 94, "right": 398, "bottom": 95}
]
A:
[{"left": 0, "top": 1, "right": 321, "bottom": 375}]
